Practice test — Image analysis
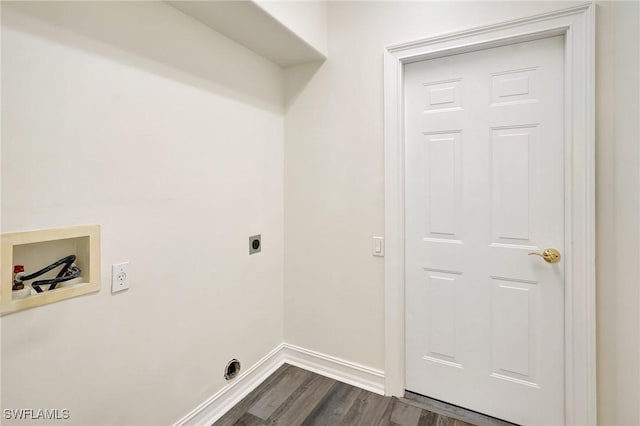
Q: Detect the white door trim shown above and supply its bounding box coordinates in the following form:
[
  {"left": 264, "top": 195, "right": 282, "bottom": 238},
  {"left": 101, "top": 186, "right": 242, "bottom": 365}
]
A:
[{"left": 383, "top": 4, "right": 596, "bottom": 426}]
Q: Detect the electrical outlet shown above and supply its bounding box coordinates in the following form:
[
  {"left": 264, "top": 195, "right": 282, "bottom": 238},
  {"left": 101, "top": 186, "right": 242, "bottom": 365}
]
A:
[
  {"left": 111, "top": 261, "right": 130, "bottom": 293},
  {"left": 249, "top": 234, "right": 261, "bottom": 255}
]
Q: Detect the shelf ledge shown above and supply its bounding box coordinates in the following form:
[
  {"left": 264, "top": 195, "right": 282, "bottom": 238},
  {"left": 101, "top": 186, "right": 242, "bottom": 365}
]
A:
[{"left": 167, "top": 1, "right": 326, "bottom": 67}]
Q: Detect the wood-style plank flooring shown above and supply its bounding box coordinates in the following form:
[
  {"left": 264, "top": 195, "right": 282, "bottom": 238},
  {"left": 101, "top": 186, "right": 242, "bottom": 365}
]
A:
[{"left": 214, "top": 364, "right": 516, "bottom": 426}]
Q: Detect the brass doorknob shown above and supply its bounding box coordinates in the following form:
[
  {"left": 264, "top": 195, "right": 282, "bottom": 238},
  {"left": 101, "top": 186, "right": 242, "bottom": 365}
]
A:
[{"left": 528, "top": 248, "right": 561, "bottom": 264}]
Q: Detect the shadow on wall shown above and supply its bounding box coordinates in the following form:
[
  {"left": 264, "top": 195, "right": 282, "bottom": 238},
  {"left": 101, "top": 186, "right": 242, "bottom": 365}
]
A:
[
  {"left": 1, "top": 1, "right": 283, "bottom": 114},
  {"left": 284, "top": 60, "right": 324, "bottom": 113}
]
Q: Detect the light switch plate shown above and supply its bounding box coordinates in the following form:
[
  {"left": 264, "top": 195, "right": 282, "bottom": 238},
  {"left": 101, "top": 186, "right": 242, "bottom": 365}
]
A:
[
  {"left": 372, "top": 236, "right": 385, "bottom": 257},
  {"left": 111, "top": 261, "right": 130, "bottom": 293}
]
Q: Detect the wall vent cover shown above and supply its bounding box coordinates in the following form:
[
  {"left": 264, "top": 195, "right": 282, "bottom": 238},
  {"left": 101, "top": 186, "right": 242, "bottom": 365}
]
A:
[{"left": 224, "top": 359, "right": 241, "bottom": 381}]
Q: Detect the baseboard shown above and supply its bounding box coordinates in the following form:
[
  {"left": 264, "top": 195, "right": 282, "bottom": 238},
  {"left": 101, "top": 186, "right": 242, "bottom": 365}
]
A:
[
  {"left": 174, "top": 343, "right": 385, "bottom": 426},
  {"left": 174, "top": 343, "right": 287, "bottom": 426},
  {"left": 281, "top": 343, "right": 385, "bottom": 395}
]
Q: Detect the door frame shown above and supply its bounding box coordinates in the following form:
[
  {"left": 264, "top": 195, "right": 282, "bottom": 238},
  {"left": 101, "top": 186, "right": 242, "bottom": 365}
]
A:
[{"left": 383, "top": 4, "right": 595, "bottom": 425}]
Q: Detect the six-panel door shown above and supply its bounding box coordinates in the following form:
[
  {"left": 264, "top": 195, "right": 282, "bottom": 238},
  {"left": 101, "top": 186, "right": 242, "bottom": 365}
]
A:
[{"left": 404, "top": 36, "right": 565, "bottom": 425}]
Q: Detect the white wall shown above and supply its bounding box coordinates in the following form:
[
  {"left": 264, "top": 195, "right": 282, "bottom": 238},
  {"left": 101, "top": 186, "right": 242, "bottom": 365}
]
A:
[
  {"left": 1, "top": 2, "right": 284, "bottom": 425},
  {"left": 596, "top": 1, "right": 640, "bottom": 424},
  {"left": 255, "top": 0, "right": 327, "bottom": 58},
  {"left": 2, "top": 1, "right": 639, "bottom": 425},
  {"left": 283, "top": 2, "right": 640, "bottom": 425}
]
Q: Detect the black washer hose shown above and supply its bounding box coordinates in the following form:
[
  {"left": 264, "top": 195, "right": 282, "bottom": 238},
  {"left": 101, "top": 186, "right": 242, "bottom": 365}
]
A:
[{"left": 19, "top": 255, "right": 81, "bottom": 292}]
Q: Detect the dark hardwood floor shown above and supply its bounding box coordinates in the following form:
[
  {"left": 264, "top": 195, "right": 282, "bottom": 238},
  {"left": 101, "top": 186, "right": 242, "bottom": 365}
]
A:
[{"left": 214, "top": 364, "right": 515, "bottom": 426}]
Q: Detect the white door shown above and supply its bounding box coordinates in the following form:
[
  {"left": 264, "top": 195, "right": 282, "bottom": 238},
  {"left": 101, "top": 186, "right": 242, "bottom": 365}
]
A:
[{"left": 404, "top": 36, "right": 565, "bottom": 425}]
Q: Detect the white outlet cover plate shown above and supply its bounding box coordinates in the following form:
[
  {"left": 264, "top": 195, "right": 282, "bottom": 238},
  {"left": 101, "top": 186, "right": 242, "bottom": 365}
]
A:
[{"left": 111, "top": 261, "right": 130, "bottom": 293}]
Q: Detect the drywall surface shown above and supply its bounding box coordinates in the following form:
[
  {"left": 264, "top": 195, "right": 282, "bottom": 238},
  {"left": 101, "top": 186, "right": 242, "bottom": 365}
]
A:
[
  {"left": 283, "top": 2, "right": 640, "bottom": 425},
  {"left": 168, "top": 1, "right": 326, "bottom": 67},
  {"left": 255, "top": 0, "right": 328, "bottom": 58},
  {"left": 1, "top": 2, "right": 284, "bottom": 425},
  {"left": 596, "top": 2, "right": 640, "bottom": 425}
]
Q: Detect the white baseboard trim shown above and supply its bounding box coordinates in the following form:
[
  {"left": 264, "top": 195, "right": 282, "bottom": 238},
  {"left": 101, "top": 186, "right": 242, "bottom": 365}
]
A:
[
  {"left": 174, "top": 342, "right": 385, "bottom": 426},
  {"left": 281, "top": 343, "right": 385, "bottom": 396},
  {"left": 174, "top": 343, "right": 287, "bottom": 426}
]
